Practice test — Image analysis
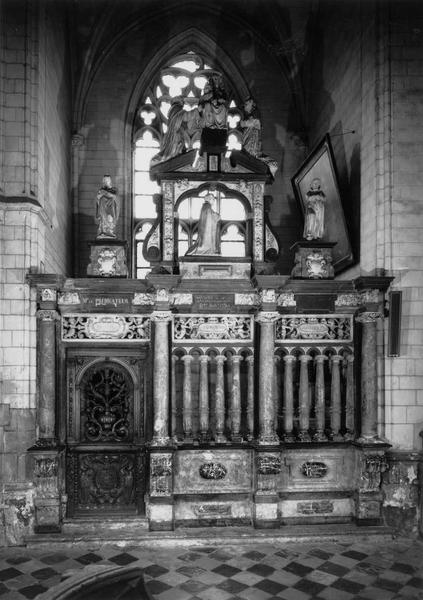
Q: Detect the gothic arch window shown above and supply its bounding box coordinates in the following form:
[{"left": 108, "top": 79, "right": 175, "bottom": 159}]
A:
[{"left": 132, "top": 50, "right": 246, "bottom": 277}]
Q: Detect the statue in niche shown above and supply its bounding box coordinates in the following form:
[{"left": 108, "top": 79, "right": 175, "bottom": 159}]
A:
[
  {"left": 95, "top": 175, "right": 120, "bottom": 238},
  {"left": 198, "top": 73, "right": 228, "bottom": 130},
  {"left": 186, "top": 193, "right": 220, "bottom": 256},
  {"left": 303, "top": 177, "right": 326, "bottom": 240}
]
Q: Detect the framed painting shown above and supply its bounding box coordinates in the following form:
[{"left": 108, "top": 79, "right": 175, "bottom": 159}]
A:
[{"left": 291, "top": 134, "right": 353, "bottom": 272}]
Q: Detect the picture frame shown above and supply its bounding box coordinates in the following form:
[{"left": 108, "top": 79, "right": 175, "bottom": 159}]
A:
[{"left": 291, "top": 134, "right": 353, "bottom": 272}]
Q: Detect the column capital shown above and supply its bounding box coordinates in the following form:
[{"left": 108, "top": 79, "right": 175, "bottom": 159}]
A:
[
  {"left": 215, "top": 354, "right": 227, "bottom": 364},
  {"left": 356, "top": 311, "right": 383, "bottom": 323},
  {"left": 246, "top": 354, "right": 255, "bottom": 364},
  {"left": 315, "top": 354, "right": 328, "bottom": 363},
  {"left": 299, "top": 353, "right": 312, "bottom": 363},
  {"left": 181, "top": 354, "right": 194, "bottom": 364},
  {"left": 37, "top": 309, "right": 59, "bottom": 321},
  {"left": 151, "top": 310, "right": 172, "bottom": 322},
  {"left": 256, "top": 311, "right": 279, "bottom": 323},
  {"left": 199, "top": 354, "right": 210, "bottom": 364},
  {"left": 231, "top": 354, "right": 243, "bottom": 364},
  {"left": 330, "top": 354, "right": 343, "bottom": 363},
  {"left": 283, "top": 354, "right": 297, "bottom": 363}
]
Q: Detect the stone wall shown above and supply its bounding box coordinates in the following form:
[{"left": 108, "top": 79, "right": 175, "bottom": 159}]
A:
[{"left": 0, "top": 0, "right": 72, "bottom": 545}]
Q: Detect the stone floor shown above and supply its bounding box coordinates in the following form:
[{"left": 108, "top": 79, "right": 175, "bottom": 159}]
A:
[{"left": 0, "top": 533, "right": 422, "bottom": 599}]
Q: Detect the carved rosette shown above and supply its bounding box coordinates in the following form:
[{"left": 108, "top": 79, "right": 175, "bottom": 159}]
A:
[
  {"left": 150, "top": 454, "right": 173, "bottom": 497},
  {"left": 199, "top": 463, "right": 227, "bottom": 480}
]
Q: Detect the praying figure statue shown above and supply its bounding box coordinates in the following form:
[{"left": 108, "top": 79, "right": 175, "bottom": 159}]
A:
[
  {"left": 96, "top": 175, "right": 120, "bottom": 238},
  {"left": 240, "top": 96, "right": 262, "bottom": 157},
  {"left": 198, "top": 73, "right": 228, "bottom": 130},
  {"left": 303, "top": 177, "right": 326, "bottom": 240},
  {"left": 186, "top": 193, "right": 220, "bottom": 256}
]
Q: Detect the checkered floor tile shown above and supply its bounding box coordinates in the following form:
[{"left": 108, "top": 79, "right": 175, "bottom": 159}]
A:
[{"left": 0, "top": 537, "right": 422, "bottom": 599}]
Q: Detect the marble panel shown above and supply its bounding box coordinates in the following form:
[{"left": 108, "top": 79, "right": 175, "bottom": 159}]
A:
[
  {"left": 281, "top": 448, "right": 354, "bottom": 491},
  {"left": 174, "top": 449, "right": 253, "bottom": 494},
  {"left": 280, "top": 497, "right": 354, "bottom": 519}
]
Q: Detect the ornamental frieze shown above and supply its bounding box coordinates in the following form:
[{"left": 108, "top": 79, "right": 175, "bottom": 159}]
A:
[
  {"left": 275, "top": 315, "right": 352, "bottom": 342},
  {"left": 173, "top": 315, "right": 253, "bottom": 342},
  {"left": 62, "top": 314, "right": 150, "bottom": 341},
  {"left": 199, "top": 463, "right": 227, "bottom": 480}
]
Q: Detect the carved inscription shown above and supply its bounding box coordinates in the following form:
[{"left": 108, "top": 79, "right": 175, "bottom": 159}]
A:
[
  {"left": 297, "top": 500, "right": 334, "bottom": 515},
  {"left": 193, "top": 504, "right": 231, "bottom": 516},
  {"left": 301, "top": 462, "right": 328, "bottom": 479}
]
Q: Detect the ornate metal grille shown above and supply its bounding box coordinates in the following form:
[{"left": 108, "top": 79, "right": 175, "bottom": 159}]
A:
[{"left": 81, "top": 364, "right": 132, "bottom": 442}]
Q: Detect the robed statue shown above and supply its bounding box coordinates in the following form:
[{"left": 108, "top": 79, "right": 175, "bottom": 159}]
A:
[
  {"left": 186, "top": 194, "right": 220, "bottom": 256},
  {"left": 303, "top": 178, "right": 326, "bottom": 240},
  {"left": 96, "top": 175, "right": 120, "bottom": 239}
]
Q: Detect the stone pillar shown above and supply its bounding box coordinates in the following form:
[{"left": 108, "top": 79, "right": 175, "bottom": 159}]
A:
[
  {"left": 151, "top": 311, "right": 172, "bottom": 446},
  {"left": 257, "top": 312, "right": 279, "bottom": 445},
  {"left": 298, "top": 354, "right": 311, "bottom": 441},
  {"left": 215, "top": 355, "right": 227, "bottom": 443},
  {"left": 29, "top": 305, "right": 64, "bottom": 534},
  {"left": 37, "top": 310, "right": 58, "bottom": 443},
  {"left": 345, "top": 354, "right": 355, "bottom": 440},
  {"left": 199, "top": 355, "right": 210, "bottom": 441},
  {"left": 356, "top": 312, "right": 382, "bottom": 441},
  {"left": 283, "top": 355, "right": 296, "bottom": 442},
  {"left": 246, "top": 355, "right": 255, "bottom": 441},
  {"left": 314, "top": 355, "right": 328, "bottom": 441},
  {"left": 230, "top": 355, "right": 242, "bottom": 442},
  {"left": 330, "top": 355, "right": 343, "bottom": 441},
  {"left": 182, "top": 355, "right": 194, "bottom": 443},
  {"left": 171, "top": 355, "right": 178, "bottom": 441}
]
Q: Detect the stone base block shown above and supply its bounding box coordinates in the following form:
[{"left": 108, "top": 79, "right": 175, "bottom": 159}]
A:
[
  {"left": 179, "top": 259, "right": 251, "bottom": 280},
  {"left": 280, "top": 496, "right": 354, "bottom": 524},
  {"left": 148, "top": 502, "right": 174, "bottom": 531},
  {"left": 174, "top": 496, "right": 252, "bottom": 527},
  {"left": 356, "top": 492, "right": 384, "bottom": 525},
  {"left": 87, "top": 240, "right": 128, "bottom": 277},
  {"left": 34, "top": 497, "right": 62, "bottom": 533},
  {"left": 291, "top": 241, "right": 335, "bottom": 279},
  {"left": 254, "top": 495, "right": 279, "bottom": 528}
]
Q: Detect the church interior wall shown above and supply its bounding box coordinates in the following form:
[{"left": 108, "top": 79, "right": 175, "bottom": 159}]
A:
[{"left": 1, "top": 0, "right": 423, "bottom": 545}]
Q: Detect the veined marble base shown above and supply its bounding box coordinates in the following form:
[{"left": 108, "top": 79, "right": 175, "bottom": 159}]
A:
[{"left": 179, "top": 260, "right": 251, "bottom": 279}]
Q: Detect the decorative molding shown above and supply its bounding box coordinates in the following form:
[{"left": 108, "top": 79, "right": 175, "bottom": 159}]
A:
[
  {"left": 277, "top": 292, "right": 296, "bottom": 307},
  {"left": 62, "top": 314, "right": 150, "bottom": 341},
  {"left": 199, "top": 463, "right": 227, "bottom": 480},
  {"left": 275, "top": 315, "right": 352, "bottom": 342},
  {"left": 133, "top": 293, "right": 154, "bottom": 305},
  {"left": 359, "top": 454, "right": 388, "bottom": 492},
  {"left": 356, "top": 311, "right": 383, "bottom": 324},
  {"left": 171, "top": 293, "right": 193, "bottom": 306},
  {"left": 335, "top": 289, "right": 380, "bottom": 307},
  {"left": 173, "top": 315, "right": 253, "bottom": 342},
  {"left": 259, "top": 289, "right": 276, "bottom": 304},
  {"left": 58, "top": 292, "right": 81, "bottom": 305},
  {"left": 40, "top": 288, "right": 57, "bottom": 302},
  {"left": 234, "top": 293, "right": 259, "bottom": 306},
  {"left": 37, "top": 310, "right": 58, "bottom": 322}
]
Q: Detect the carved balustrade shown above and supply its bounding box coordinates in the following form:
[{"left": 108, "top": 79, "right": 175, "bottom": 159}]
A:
[{"left": 274, "top": 314, "right": 355, "bottom": 442}]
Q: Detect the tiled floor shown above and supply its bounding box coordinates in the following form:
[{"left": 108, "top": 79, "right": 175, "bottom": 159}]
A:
[{"left": 0, "top": 536, "right": 422, "bottom": 599}]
